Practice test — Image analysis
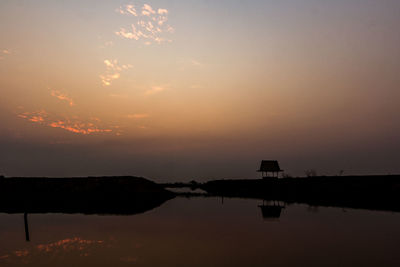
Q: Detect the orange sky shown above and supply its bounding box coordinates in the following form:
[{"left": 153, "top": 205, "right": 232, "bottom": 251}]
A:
[{"left": 1, "top": 1, "right": 400, "bottom": 180}]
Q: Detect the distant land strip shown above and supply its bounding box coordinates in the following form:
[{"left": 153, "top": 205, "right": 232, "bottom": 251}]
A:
[
  {"left": 0, "top": 176, "right": 174, "bottom": 215},
  {"left": 162, "top": 175, "right": 400, "bottom": 212}
]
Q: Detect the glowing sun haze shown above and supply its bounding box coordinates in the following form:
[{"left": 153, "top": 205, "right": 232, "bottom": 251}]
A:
[{"left": 1, "top": 0, "right": 400, "bottom": 180}]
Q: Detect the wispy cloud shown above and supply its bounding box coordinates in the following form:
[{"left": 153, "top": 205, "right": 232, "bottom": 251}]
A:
[
  {"left": 145, "top": 86, "right": 166, "bottom": 95},
  {"left": 142, "top": 4, "right": 155, "bottom": 16},
  {"left": 18, "top": 110, "right": 113, "bottom": 135},
  {"left": 115, "top": 3, "right": 174, "bottom": 45},
  {"left": 100, "top": 59, "right": 133, "bottom": 86},
  {"left": 117, "top": 4, "right": 137, "bottom": 16},
  {"left": 100, "top": 73, "right": 120, "bottom": 86},
  {"left": 158, "top": 9, "right": 168, "bottom": 15},
  {"left": 178, "top": 58, "right": 204, "bottom": 71},
  {"left": 126, "top": 113, "right": 150, "bottom": 119},
  {"left": 49, "top": 119, "right": 112, "bottom": 135},
  {"left": 99, "top": 41, "right": 114, "bottom": 48},
  {"left": 50, "top": 90, "right": 75, "bottom": 106},
  {"left": 109, "top": 93, "right": 128, "bottom": 98},
  {"left": 190, "top": 84, "right": 203, "bottom": 89},
  {"left": 18, "top": 110, "right": 48, "bottom": 123},
  {"left": 191, "top": 60, "right": 203, "bottom": 67},
  {"left": 0, "top": 49, "right": 11, "bottom": 60}
]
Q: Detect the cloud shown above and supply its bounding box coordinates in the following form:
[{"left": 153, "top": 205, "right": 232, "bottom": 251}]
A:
[
  {"left": 49, "top": 120, "right": 112, "bottom": 135},
  {"left": 126, "top": 113, "right": 150, "bottom": 119},
  {"left": 117, "top": 4, "right": 137, "bottom": 16},
  {"left": 191, "top": 60, "right": 203, "bottom": 67},
  {"left": 109, "top": 93, "right": 128, "bottom": 98},
  {"left": 145, "top": 86, "right": 166, "bottom": 95},
  {"left": 158, "top": 9, "right": 168, "bottom": 15},
  {"left": 50, "top": 90, "right": 75, "bottom": 106},
  {"left": 100, "top": 59, "right": 132, "bottom": 86},
  {"left": 100, "top": 73, "right": 119, "bottom": 86},
  {"left": 115, "top": 3, "right": 174, "bottom": 45},
  {"left": 17, "top": 84, "right": 118, "bottom": 136},
  {"left": 99, "top": 41, "right": 114, "bottom": 48},
  {"left": 18, "top": 110, "right": 113, "bottom": 135},
  {"left": 190, "top": 84, "right": 203, "bottom": 89},
  {"left": 18, "top": 110, "right": 48, "bottom": 123},
  {"left": 103, "top": 59, "right": 133, "bottom": 71},
  {"left": 0, "top": 49, "right": 11, "bottom": 60},
  {"left": 166, "top": 25, "right": 174, "bottom": 33},
  {"left": 142, "top": 4, "right": 155, "bottom": 16},
  {"left": 115, "top": 26, "right": 140, "bottom": 40},
  {"left": 178, "top": 58, "right": 204, "bottom": 71}
]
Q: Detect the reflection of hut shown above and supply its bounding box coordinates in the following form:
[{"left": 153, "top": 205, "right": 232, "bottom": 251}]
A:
[
  {"left": 257, "top": 160, "right": 283, "bottom": 178},
  {"left": 258, "top": 200, "right": 284, "bottom": 220}
]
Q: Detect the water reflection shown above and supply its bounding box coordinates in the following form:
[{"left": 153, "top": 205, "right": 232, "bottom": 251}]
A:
[
  {"left": 24, "top": 213, "right": 30, "bottom": 242},
  {"left": 0, "top": 237, "right": 105, "bottom": 265},
  {"left": 258, "top": 200, "right": 285, "bottom": 220},
  {"left": 0, "top": 197, "right": 400, "bottom": 267}
]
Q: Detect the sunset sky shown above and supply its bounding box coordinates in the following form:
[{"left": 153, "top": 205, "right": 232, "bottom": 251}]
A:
[{"left": 1, "top": 0, "right": 400, "bottom": 181}]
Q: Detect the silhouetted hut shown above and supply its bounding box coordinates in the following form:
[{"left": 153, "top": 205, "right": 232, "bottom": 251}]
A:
[{"left": 257, "top": 160, "right": 283, "bottom": 178}]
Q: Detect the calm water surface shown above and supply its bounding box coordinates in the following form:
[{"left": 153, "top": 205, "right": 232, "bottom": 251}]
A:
[{"left": 0, "top": 197, "right": 399, "bottom": 266}]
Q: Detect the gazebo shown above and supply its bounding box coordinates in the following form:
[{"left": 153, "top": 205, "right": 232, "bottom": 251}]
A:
[{"left": 257, "top": 160, "right": 283, "bottom": 178}]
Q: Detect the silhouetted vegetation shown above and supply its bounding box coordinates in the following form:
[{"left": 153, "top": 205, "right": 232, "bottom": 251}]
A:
[
  {"left": 198, "top": 175, "right": 400, "bottom": 212},
  {"left": 0, "top": 176, "right": 174, "bottom": 215},
  {"left": 304, "top": 169, "right": 318, "bottom": 177}
]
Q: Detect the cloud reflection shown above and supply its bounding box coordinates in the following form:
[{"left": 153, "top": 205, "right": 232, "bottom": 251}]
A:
[
  {"left": 36, "top": 237, "right": 104, "bottom": 253},
  {"left": 0, "top": 237, "right": 105, "bottom": 264}
]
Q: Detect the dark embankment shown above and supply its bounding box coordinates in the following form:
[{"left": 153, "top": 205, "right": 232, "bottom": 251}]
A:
[
  {"left": 0, "top": 176, "right": 175, "bottom": 215},
  {"left": 200, "top": 175, "right": 400, "bottom": 212}
]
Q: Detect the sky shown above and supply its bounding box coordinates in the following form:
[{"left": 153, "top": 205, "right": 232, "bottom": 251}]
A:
[{"left": 1, "top": 0, "right": 400, "bottom": 181}]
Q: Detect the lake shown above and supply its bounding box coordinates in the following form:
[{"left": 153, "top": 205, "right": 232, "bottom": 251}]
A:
[{"left": 0, "top": 197, "right": 399, "bottom": 266}]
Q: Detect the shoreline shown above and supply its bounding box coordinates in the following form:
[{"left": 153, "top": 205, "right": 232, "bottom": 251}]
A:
[
  {"left": 163, "top": 175, "right": 400, "bottom": 212},
  {"left": 1, "top": 175, "right": 399, "bottom": 213}
]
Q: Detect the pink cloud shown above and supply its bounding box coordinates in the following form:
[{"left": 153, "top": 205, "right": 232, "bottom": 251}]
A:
[
  {"left": 115, "top": 4, "right": 174, "bottom": 45},
  {"left": 50, "top": 90, "right": 75, "bottom": 106},
  {"left": 18, "top": 110, "right": 113, "bottom": 135},
  {"left": 100, "top": 59, "right": 132, "bottom": 86},
  {"left": 145, "top": 86, "right": 166, "bottom": 95},
  {"left": 126, "top": 113, "right": 150, "bottom": 119},
  {"left": 142, "top": 4, "right": 155, "bottom": 16}
]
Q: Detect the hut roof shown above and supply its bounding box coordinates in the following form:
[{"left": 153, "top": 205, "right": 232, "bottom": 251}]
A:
[{"left": 257, "top": 160, "right": 283, "bottom": 172}]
